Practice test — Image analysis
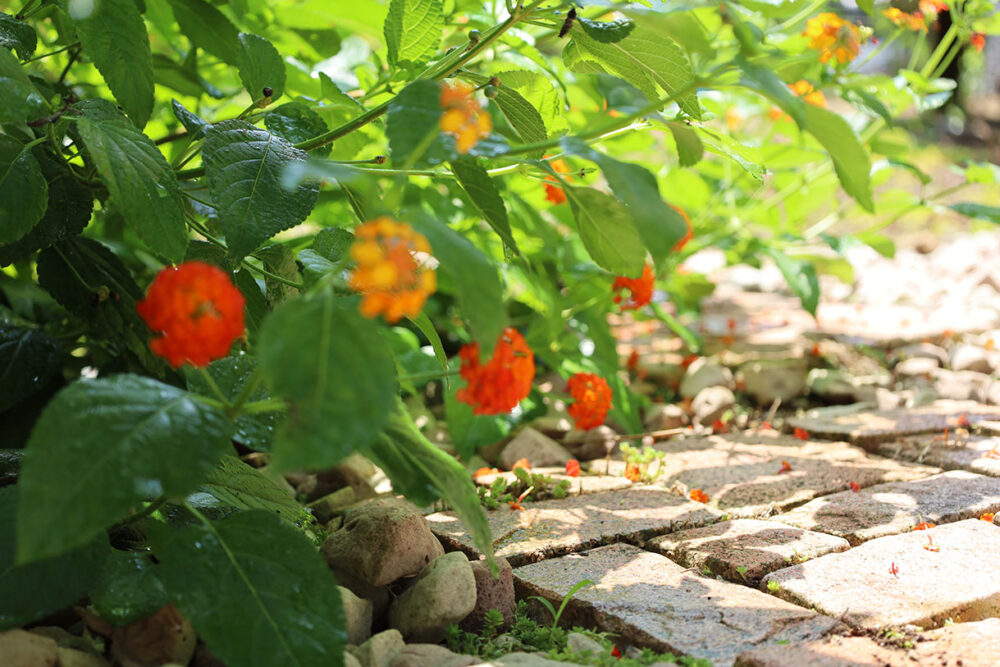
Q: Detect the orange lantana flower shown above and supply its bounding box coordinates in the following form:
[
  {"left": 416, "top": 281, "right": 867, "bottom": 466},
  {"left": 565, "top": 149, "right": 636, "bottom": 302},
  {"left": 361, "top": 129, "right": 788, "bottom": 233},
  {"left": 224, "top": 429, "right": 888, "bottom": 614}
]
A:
[
  {"left": 804, "top": 13, "right": 860, "bottom": 65},
  {"left": 725, "top": 107, "right": 743, "bottom": 131},
  {"left": 671, "top": 205, "right": 693, "bottom": 253},
  {"left": 612, "top": 263, "right": 654, "bottom": 311},
  {"left": 919, "top": 0, "right": 948, "bottom": 18},
  {"left": 980, "top": 513, "right": 995, "bottom": 522},
  {"left": 913, "top": 521, "right": 935, "bottom": 531},
  {"left": 883, "top": 8, "right": 928, "bottom": 32},
  {"left": 544, "top": 158, "right": 571, "bottom": 205},
  {"left": 136, "top": 261, "right": 245, "bottom": 368},
  {"left": 793, "top": 427, "right": 810, "bottom": 441},
  {"left": 348, "top": 217, "right": 436, "bottom": 324},
  {"left": 565, "top": 459, "right": 581, "bottom": 478},
  {"left": 971, "top": 33, "right": 986, "bottom": 53},
  {"left": 624, "top": 462, "right": 640, "bottom": 482},
  {"left": 690, "top": 489, "right": 709, "bottom": 503},
  {"left": 566, "top": 372, "right": 613, "bottom": 430},
  {"left": 456, "top": 327, "right": 535, "bottom": 415},
  {"left": 511, "top": 457, "right": 531, "bottom": 471},
  {"left": 789, "top": 80, "right": 827, "bottom": 108},
  {"left": 440, "top": 81, "right": 492, "bottom": 154}
]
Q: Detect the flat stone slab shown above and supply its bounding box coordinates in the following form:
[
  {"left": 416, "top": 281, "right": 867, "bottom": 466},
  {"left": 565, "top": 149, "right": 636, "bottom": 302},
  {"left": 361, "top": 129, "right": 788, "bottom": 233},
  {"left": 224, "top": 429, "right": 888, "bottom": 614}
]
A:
[
  {"left": 875, "top": 433, "right": 1000, "bottom": 477},
  {"left": 513, "top": 543, "right": 839, "bottom": 667},
  {"left": 734, "top": 635, "right": 902, "bottom": 667},
  {"left": 647, "top": 519, "right": 850, "bottom": 586},
  {"left": 908, "top": 617, "right": 1000, "bottom": 665},
  {"left": 426, "top": 487, "right": 721, "bottom": 567},
  {"left": 763, "top": 520, "right": 1000, "bottom": 630},
  {"left": 474, "top": 468, "right": 633, "bottom": 496},
  {"left": 786, "top": 400, "right": 1000, "bottom": 448},
  {"left": 774, "top": 470, "right": 1000, "bottom": 544},
  {"left": 584, "top": 432, "right": 935, "bottom": 518}
]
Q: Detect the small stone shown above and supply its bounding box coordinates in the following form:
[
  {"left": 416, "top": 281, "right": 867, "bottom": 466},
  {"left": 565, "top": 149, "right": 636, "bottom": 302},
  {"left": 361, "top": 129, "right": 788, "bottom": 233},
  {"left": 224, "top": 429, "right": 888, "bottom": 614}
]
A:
[
  {"left": 322, "top": 497, "right": 444, "bottom": 587},
  {"left": 388, "top": 552, "right": 477, "bottom": 642},
  {"left": 339, "top": 585, "right": 374, "bottom": 645},
  {"left": 932, "top": 369, "right": 991, "bottom": 402},
  {"left": 740, "top": 359, "right": 808, "bottom": 406},
  {"left": 0, "top": 629, "right": 58, "bottom": 667},
  {"left": 390, "top": 644, "right": 478, "bottom": 667},
  {"left": 910, "top": 618, "right": 1000, "bottom": 665},
  {"left": 950, "top": 344, "right": 994, "bottom": 373},
  {"left": 28, "top": 627, "right": 93, "bottom": 653},
  {"left": 309, "top": 486, "right": 357, "bottom": 523},
  {"left": 562, "top": 426, "right": 617, "bottom": 461},
  {"left": 295, "top": 453, "right": 378, "bottom": 502},
  {"left": 344, "top": 653, "right": 362, "bottom": 667},
  {"left": 987, "top": 381, "right": 1000, "bottom": 406},
  {"left": 499, "top": 427, "right": 573, "bottom": 470},
  {"left": 565, "top": 632, "right": 604, "bottom": 657},
  {"left": 479, "top": 653, "right": 574, "bottom": 666},
  {"left": 108, "top": 603, "right": 196, "bottom": 667},
  {"left": 460, "top": 557, "right": 516, "bottom": 631},
  {"left": 679, "top": 358, "right": 734, "bottom": 398},
  {"left": 691, "top": 386, "right": 735, "bottom": 425},
  {"left": 890, "top": 342, "right": 948, "bottom": 367},
  {"left": 354, "top": 629, "right": 405, "bottom": 667},
  {"left": 643, "top": 403, "right": 686, "bottom": 430},
  {"left": 55, "top": 648, "right": 109, "bottom": 667},
  {"left": 895, "top": 356, "right": 940, "bottom": 377}
]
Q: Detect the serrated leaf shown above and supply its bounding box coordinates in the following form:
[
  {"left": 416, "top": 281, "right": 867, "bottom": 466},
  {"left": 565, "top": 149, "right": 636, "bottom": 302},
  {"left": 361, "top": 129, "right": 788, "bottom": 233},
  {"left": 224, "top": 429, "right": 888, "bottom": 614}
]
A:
[
  {"left": 201, "top": 456, "right": 301, "bottom": 524},
  {"left": 803, "top": 104, "right": 874, "bottom": 212},
  {"left": 384, "top": 0, "right": 442, "bottom": 68},
  {"left": 0, "top": 12, "right": 37, "bottom": 60},
  {"left": 450, "top": 157, "right": 518, "bottom": 254},
  {"left": 667, "top": 122, "right": 703, "bottom": 167},
  {"left": 151, "top": 510, "right": 345, "bottom": 667},
  {"left": 167, "top": 0, "right": 240, "bottom": 65},
  {"left": 695, "top": 127, "right": 766, "bottom": 181},
  {"left": 72, "top": 0, "right": 154, "bottom": 126},
  {"left": 764, "top": 248, "right": 820, "bottom": 316},
  {"left": 265, "top": 102, "right": 331, "bottom": 157},
  {"left": 236, "top": 33, "right": 286, "bottom": 101},
  {"left": 16, "top": 374, "right": 233, "bottom": 562},
  {"left": 90, "top": 551, "right": 169, "bottom": 627},
  {"left": 466, "top": 70, "right": 555, "bottom": 143},
  {"left": 0, "top": 325, "right": 62, "bottom": 412},
  {"left": 185, "top": 355, "right": 279, "bottom": 451},
  {"left": 0, "top": 47, "right": 45, "bottom": 123},
  {"left": 950, "top": 202, "right": 1000, "bottom": 224},
  {"left": 171, "top": 99, "right": 209, "bottom": 140},
  {"left": 578, "top": 16, "right": 635, "bottom": 43},
  {"left": 203, "top": 120, "right": 318, "bottom": 262},
  {"left": 386, "top": 79, "right": 451, "bottom": 168},
  {"left": 77, "top": 101, "right": 188, "bottom": 262},
  {"left": 566, "top": 187, "right": 645, "bottom": 276},
  {"left": 258, "top": 293, "right": 396, "bottom": 471},
  {"left": 0, "top": 137, "right": 47, "bottom": 244}
]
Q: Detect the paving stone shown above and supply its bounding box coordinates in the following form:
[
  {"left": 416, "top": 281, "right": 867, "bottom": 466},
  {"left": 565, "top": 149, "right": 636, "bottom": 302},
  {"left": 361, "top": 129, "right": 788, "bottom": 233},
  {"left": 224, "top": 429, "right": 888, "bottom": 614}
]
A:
[
  {"left": 774, "top": 470, "right": 1000, "bottom": 544},
  {"left": 583, "top": 432, "right": 935, "bottom": 518},
  {"left": 473, "top": 467, "right": 633, "bottom": 496},
  {"left": 513, "top": 543, "right": 839, "bottom": 667},
  {"left": 786, "top": 400, "right": 1000, "bottom": 448},
  {"left": 763, "top": 520, "right": 1000, "bottom": 631},
  {"left": 426, "top": 487, "right": 722, "bottom": 567},
  {"left": 647, "top": 519, "right": 850, "bottom": 586},
  {"left": 734, "top": 635, "right": 902, "bottom": 667},
  {"left": 875, "top": 433, "right": 1000, "bottom": 477},
  {"left": 909, "top": 617, "right": 1000, "bottom": 666}
]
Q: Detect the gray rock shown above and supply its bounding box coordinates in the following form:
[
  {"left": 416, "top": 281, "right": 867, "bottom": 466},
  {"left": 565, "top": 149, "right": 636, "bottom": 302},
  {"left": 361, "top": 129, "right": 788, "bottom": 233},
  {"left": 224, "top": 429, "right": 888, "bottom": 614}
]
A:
[
  {"left": 643, "top": 403, "right": 686, "bottom": 431},
  {"left": 691, "top": 386, "right": 735, "bottom": 425},
  {"left": 388, "top": 552, "right": 477, "bottom": 642},
  {"left": 891, "top": 342, "right": 949, "bottom": 367},
  {"left": 679, "top": 358, "right": 733, "bottom": 398},
  {"left": 474, "top": 653, "right": 578, "bottom": 666},
  {"left": 460, "top": 557, "right": 516, "bottom": 631},
  {"left": 54, "top": 648, "right": 108, "bottom": 667},
  {"left": 309, "top": 486, "right": 357, "bottom": 523},
  {"left": 566, "top": 632, "right": 605, "bottom": 657},
  {"left": 740, "top": 359, "right": 807, "bottom": 406},
  {"left": 950, "top": 344, "right": 994, "bottom": 373},
  {"left": 0, "top": 629, "right": 58, "bottom": 667},
  {"left": 322, "top": 497, "right": 444, "bottom": 588},
  {"left": 806, "top": 369, "right": 857, "bottom": 404},
  {"left": 499, "top": 427, "right": 572, "bottom": 470},
  {"left": 345, "top": 653, "right": 362, "bottom": 667},
  {"left": 932, "top": 369, "right": 991, "bottom": 402},
  {"left": 390, "top": 644, "right": 478, "bottom": 667},
  {"left": 339, "top": 586, "right": 373, "bottom": 645},
  {"left": 354, "top": 629, "right": 405, "bottom": 667},
  {"left": 895, "top": 356, "right": 940, "bottom": 378},
  {"left": 562, "top": 426, "right": 616, "bottom": 461},
  {"left": 987, "top": 381, "right": 1000, "bottom": 406}
]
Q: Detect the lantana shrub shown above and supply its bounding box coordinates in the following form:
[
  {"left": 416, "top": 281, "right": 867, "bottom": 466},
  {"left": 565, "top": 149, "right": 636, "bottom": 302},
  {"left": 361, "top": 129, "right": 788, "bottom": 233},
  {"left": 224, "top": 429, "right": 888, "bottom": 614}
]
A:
[{"left": 0, "top": 0, "right": 997, "bottom": 663}]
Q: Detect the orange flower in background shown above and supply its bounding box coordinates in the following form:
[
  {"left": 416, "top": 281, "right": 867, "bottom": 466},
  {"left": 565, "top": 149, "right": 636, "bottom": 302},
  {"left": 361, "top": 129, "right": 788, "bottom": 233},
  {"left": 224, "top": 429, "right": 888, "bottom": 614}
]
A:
[
  {"left": 565, "top": 459, "right": 581, "bottom": 478},
  {"left": 690, "top": 489, "right": 709, "bottom": 503},
  {"left": 919, "top": 0, "right": 948, "bottom": 17},
  {"left": 889, "top": 561, "right": 899, "bottom": 576},
  {"left": 612, "top": 263, "right": 655, "bottom": 311},
  {"left": 725, "top": 107, "right": 743, "bottom": 131},
  {"left": 473, "top": 467, "right": 500, "bottom": 478},
  {"left": 136, "top": 261, "right": 245, "bottom": 368},
  {"left": 980, "top": 513, "right": 995, "bottom": 522},
  {"left": 971, "top": 33, "right": 986, "bottom": 53},
  {"left": 777, "top": 460, "right": 793, "bottom": 474},
  {"left": 624, "top": 462, "right": 641, "bottom": 482},
  {"left": 768, "top": 106, "right": 787, "bottom": 122},
  {"left": 850, "top": 481, "right": 861, "bottom": 492},
  {"left": 913, "top": 521, "right": 935, "bottom": 531},
  {"left": 509, "top": 488, "right": 531, "bottom": 511},
  {"left": 456, "top": 327, "right": 535, "bottom": 415},
  {"left": 440, "top": 81, "right": 492, "bottom": 154},
  {"left": 544, "top": 158, "right": 571, "bottom": 205},
  {"left": 566, "top": 372, "right": 613, "bottom": 430},
  {"left": 511, "top": 458, "right": 531, "bottom": 471},
  {"left": 883, "top": 8, "right": 928, "bottom": 33},
  {"left": 348, "top": 217, "right": 436, "bottom": 324},
  {"left": 671, "top": 205, "right": 693, "bottom": 253},
  {"left": 789, "top": 80, "right": 827, "bottom": 108},
  {"left": 793, "top": 427, "right": 810, "bottom": 441},
  {"left": 923, "top": 534, "right": 940, "bottom": 552},
  {"left": 804, "top": 13, "right": 860, "bottom": 64},
  {"left": 712, "top": 418, "right": 730, "bottom": 434}
]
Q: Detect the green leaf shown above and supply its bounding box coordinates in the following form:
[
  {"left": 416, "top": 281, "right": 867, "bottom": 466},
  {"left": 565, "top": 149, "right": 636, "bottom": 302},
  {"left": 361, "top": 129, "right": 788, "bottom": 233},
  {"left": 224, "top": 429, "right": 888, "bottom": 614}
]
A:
[
  {"left": 167, "top": 0, "right": 240, "bottom": 65},
  {"left": 0, "top": 325, "right": 62, "bottom": 412},
  {"left": 764, "top": 248, "right": 820, "bottom": 316},
  {"left": 0, "top": 47, "right": 45, "bottom": 123},
  {"left": 566, "top": 22, "right": 701, "bottom": 119},
  {"left": 842, "top": 87, "right": 893, "bottom": 125},
  {"left": 411, "top": 213, "right": 505, "bottom": 348},
  {"left": 567, "top": 187, "right": 645, "bottom": 276},
  {"left": 450, "top": 157, "right": 518, "bottom": 254},
  {"left": 90, "top": 551, "right": 169, "bottom": 627},
  {"left": 0, "top": 486, "right": 108, "bottom": 630},
  {"left": 0, "top": 12, "right": 37, "bottom": 59},
  {"left": 299, "top": 227, "right": 353, "bottom": 282},
  {"left": 76, "top": 101, "right": 188, "bottom": 262},
  {"left": 185, "top": 355, "right": 279, "bottom": 451},
  {"left": 667, "top": 122, "right": 703, "bottom": 167},
  {"left": 950, "top": 202, "right": 1000, "bottom": 224},
  {"left": 15, "top": 374, "right": 233, "bottom": 562},
  {"left": 578, "top": 17, "right": 635, "bottom": 43},
  {"left": 171, "top": 98, "right": 209, "bottom": 140},
  {"left": 496, "top": 70, "right": 566, "bottom": 138},
  {"left": 72, "top": 0, "right": 154, "bottom": 126},
  {"left": 0, "top": 137, "right": 47, "bottom": 244},
  {"left": 201, "top": 456, "right": 302, "bottom": 524},
  {"left": 151, "top": 509, "right": 345, "bottom": 667},
  {"left": 386, "top": 79, "right": 450, "bottom": 168},
  {"left": 383, "top": 0, "right": 442, "bottom": 68},
  {"left": 408, "top": 311, "right": 448, "bottom": 376},
  {"left": 265, "top": 102, "right": 332, "bottom": 157},
  {"left": 258, "top": 293, "right": 396, "bottom": 470},
  {"left": 802, "top": 104, "right": 874, "bottom": 212},
  {"left": 203, "top": 120, "right": 319, "bottom": 262},
  {"left": 443, "top": 382, "right": 510, "bottom": 460},
  {"left": 737, "top": 59, "right": 807, "bottom": 128},
  {"left": 857, "top": 0, "right": 874, "bottom": 15},
  {"left": 236, "top": 33, "right": 286, "bottom": 101}
]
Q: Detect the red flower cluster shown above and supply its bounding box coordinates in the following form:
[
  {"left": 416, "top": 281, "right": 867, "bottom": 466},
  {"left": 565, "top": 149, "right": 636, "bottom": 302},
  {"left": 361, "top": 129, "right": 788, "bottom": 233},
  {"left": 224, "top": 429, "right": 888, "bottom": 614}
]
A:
[
  {"left": 566, "top": 372, "right": 613, "bottom": 430},
  {"left": 565, "top": 459, "right": 581, "bottom": 477},
  {"left": 624, "top": 463, "right": 640, "bottom": 482},
  {"left": 612, "top": 263, "right": 654, "bottom": 311},
  {"left": 544, "top": 158, "right": 571, "bottom": 205},
  {"left": 671, "top": 205, "right": 693, "bottom": 253},
  {"left": 690, "top": 489, "right": 709, "bottom": 503},
  {"left": 456, "top": 328, "right": 535, "bottom": 415},
  {"left": 793, "top": 427, "right": 810, "bottom": 440},
  {"left": 136, "top": 261, "right": 245, "bottom": 368}
]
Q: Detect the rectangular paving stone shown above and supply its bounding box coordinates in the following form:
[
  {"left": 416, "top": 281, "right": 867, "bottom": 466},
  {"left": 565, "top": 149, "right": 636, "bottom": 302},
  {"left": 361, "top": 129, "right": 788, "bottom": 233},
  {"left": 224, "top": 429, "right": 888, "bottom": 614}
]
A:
[
  {"left": 647, "top": 519, "right": 850, "bottom": 587},
  {"left": 514, "top": 543, "right": 839, "bottom": 667},
  {"left": 474, "top": 467, "right": 633, "bottom": 496},
  {"left": 426, "top": 487, "right": 721, "bottom": 567},
  {"left": 786, "top": 400, "right": 1000, "bottom": 448},
  {"left": 774, "top": 470, "right": 1000, "bottom": 545},
  {"left": 734, "top": 635, "right": 904, "bottom": 667},
  {"left": 583, "top": 432, "right": 935, "bottom": 518},
  {"left": 875, "top": 433, "right": 1000, "bottom": 477},
  {"left": 763, "top": 520, "right": 1000, "bottom": 631}
]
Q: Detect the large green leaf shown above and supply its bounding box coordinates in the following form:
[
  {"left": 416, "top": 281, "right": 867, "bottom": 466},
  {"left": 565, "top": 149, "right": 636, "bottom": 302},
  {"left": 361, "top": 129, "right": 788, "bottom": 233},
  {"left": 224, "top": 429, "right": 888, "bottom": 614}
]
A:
[
  {"left": 0, "top": 486, "right": 108, "bottom": 630},
  {"left": 265, "top": 102, "right": 332, "bottom": 157},
  {"left": 0, "top": 47, "right": 45, "bottom": 123},
  {"left": 258, "top": 293, "right": 396, "bottom": 470},
  {"left": 802, "top": 104, "right": 874, "bottom": 212},
  {"left": 72, "top": 0, "right": 154, "bottom": 126},
  {"left": 950, "top": 202, "right": 1000, "bottom": 224},
  {"left": 151, "top": 509, "right": 345, "bottom": 667},
  {"left": 236, "top": 33, "right": 286, "bottom": 100},
  {"left": 386, "top": 79, "right": 450, "bottom": 168},
  {"left": 466, "top": 70, "right": 555, "bottom": 143},
  {"left": 737, "top": 59, "right": 807, "bottom": 128},
  {"left": 0, "top": 136, "right": 47, "bottom": 244},
  {"left": 15, "top": 374, "right": 233, "bottom": 562},
  {"left": 167, "top": 0, "right": 240, "bottom": 65},
  {"left": 450, "top": 157, "right": 518, "bottom": 254},
  {"left": 764, "top": 247, "right": 820, "bottom": 316},
  {"left": 0, "top": 325, "right": 62, "bottom": 412},
  {"left": 0, "top": 12, "right": 37, "bottom": 59},
  {"left": 185, "top": 354, "right": 279, "bottom": 451},
  {"left": 383, "top": 0, "right": 442, "bottom": 68},
  {"left": 201, "top": 456, "right": 302, "bottom": 525},
  {"left": 565, "top": 187, "right": 645, "bottom": 276},
  {"left": 667, "top": 122, "right": 703, "bottom": 167},
  {"left": 89, "top": 550, "right": 169, "bottom": 627},
  {"left": 203, "top": 120, "right": 318, "bottom": 262},
  {"left": 76, "top": 101, "right": 188, "bottom": 262}
]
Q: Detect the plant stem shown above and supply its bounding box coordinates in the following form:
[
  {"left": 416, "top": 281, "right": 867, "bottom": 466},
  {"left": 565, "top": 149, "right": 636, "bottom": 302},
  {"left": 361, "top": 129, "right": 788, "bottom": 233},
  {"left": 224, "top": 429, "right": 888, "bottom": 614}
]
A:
[
  {"left": 228, "top": 368, "right": 265, "bottom": 416},
  {"left": 650, "top": 302, "right": 702, "bottom": 353},
  {"left": 198, "top": 367, "right": 231, "bottom": 407},
  {"left": 243, "top": 261, "right": 304, "bottom": 289},
  {"left": 239, "top": 398, "right": 288, "bottom": 415},
  {"left": 398, "top": 368, "right": 460, "bottom": 384},
  {"left": 24, "top": 42, "right": 79, "bottom": 63},
  {"left": 111, "top": 496, "right": 169, "bottom": 529}
]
